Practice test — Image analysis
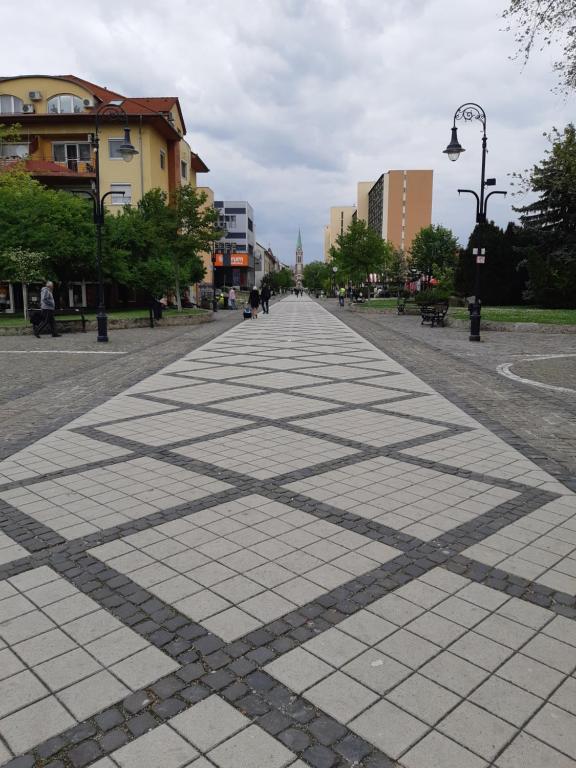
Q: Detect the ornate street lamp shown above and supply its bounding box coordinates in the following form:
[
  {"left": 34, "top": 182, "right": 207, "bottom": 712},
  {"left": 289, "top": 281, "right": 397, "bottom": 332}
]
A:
[
  {"left": 91, "top": 104, "right": 138, "bottom": 342},
  {"left": 332, "top": 265, "right": 338, "bottom": 296},
  {"left": 443, "top": 103, "right": 506, "bottom": 342}
]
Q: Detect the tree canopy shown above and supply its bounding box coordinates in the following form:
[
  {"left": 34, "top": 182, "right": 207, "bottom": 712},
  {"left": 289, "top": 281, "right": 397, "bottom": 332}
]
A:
[
  {"left": 329, "top": 219, "right": 394, "bottom": 286},
  {"left": 503, "top": 0, "right": 576, "bottom": 91},
  {"left": 409, "top": 225, "right": 459, "bottom": 284},
  {"left": 302, "top": 261, "right": 331, "bottom": 293}
]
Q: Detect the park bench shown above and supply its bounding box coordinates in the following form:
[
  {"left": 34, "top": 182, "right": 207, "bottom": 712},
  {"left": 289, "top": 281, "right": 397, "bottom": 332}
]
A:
[
  {"left": 29, "top": 307, "right": 87, "bottom": 332},
  {"left": 420, "top": 302, "right": 449, "bottom": 328},
  {"left": 397, "top": 297, "right": 420, "bottom": 315}
]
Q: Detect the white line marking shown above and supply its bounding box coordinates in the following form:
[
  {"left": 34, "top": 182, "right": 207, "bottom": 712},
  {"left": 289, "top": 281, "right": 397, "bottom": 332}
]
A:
[
  {"left": 497, "top": 355, "right": 576, "bottom": 395},
  {"left": 0, "top": 350, "right": 127, "bottom": 355}
]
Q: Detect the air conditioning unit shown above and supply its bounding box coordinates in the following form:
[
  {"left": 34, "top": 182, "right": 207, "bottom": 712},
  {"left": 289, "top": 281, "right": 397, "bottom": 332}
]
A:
[
  {"left": 83, "top": 98, "right": 94, "bottom": 108},
  {"left": 22, "top": 104, "right": 35, "bottom": 114},
  {"left": 28, "top": 91, "right": 42, "bottom": 101}
]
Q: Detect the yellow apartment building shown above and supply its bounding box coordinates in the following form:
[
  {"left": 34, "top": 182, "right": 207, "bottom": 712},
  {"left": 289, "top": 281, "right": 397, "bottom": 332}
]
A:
[
  {"left": 0, "top": 74, "right": 209, "bottom": 205},
  {"left": 323, "top": 205, "right": 356, "bottom": 261},
  {"left": 0, "top": 74, "right": 212, "bottom": 310}
]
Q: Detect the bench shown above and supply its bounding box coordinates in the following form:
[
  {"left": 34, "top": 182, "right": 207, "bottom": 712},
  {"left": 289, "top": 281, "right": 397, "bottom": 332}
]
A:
[
  {"left": 397, "top": 298, "right": 420, "bottom": 315},
  {"left": 420, "top": 302, "right": 449, "bottom": 327},
  {"left": 29, "top": 307, "right": 87, "bottom": 332}
]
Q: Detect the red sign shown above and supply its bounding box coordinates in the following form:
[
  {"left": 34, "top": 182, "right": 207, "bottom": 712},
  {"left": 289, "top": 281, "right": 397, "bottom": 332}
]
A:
[{"left": 213, "top": 253, "right": 249, "bottom": 267}]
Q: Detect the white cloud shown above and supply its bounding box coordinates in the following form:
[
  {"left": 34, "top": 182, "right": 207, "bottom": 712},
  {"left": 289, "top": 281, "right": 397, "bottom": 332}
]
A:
[{"left": 2, "top": 0, "right": 573, "bottom": 261}]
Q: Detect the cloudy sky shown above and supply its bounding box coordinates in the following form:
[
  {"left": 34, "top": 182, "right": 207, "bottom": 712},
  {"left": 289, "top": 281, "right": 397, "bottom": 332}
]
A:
[{"left": 3, "top": 0, "right": 573, "bottom": 264}]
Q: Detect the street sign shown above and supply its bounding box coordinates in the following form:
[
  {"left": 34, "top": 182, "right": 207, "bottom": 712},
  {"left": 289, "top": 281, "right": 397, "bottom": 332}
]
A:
[
  {"left": 472, "top": 248, "right": 486, "bottom": 256},
  {"left": 476, "top": 255, "right": 486, "bottom": 264}
]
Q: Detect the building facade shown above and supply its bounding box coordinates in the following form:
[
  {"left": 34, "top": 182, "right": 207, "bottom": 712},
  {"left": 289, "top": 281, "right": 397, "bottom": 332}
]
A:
[
  {"left": 212, "top": 200, "right": 255, "bottom": 289},
  {"left": 323, "top": 206, "right": 356, "bottom": 262},
  {"left": 323, "top": 171, "right": 433, "bottom": 261}
]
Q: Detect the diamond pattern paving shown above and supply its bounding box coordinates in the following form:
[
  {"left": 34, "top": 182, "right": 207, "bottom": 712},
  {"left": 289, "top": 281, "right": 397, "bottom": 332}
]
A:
[
  {"left": 173, "top": 426, "right": 359, "bottom": 480},
  {"left": 88, "top": 495, "right": 401, "bottom": 642},
  {"left": 0, "top": 567, "right": 178, "bottom": 757},
  {"left": 0, "top": 457, "right": 232, "bottom": 539}
]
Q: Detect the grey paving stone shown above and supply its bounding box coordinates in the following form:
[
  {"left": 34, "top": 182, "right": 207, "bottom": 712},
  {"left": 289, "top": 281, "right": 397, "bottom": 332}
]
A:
[
  {"left": 387, "top": 673, "right": 460, "bottom": 725},
  {"left": 0, "top": 648, "right": 26, "bottom": 681},
  {"left": 207, "top": 724, "right": 295, "bottom": 768},
  {"left": 449, "top": 632, "right": 514, "bottom": 672},
  {"left": 494, "top": 732, "right": 576, "bottom": 768},
  {"left": 376, "top": 629, "right": 440, "bottom": 669},
  {"left": 303, "top": 628, "right": 368, "bottom": 667},
  {"left": 401, "top": 731, "right": 488, "bottom": 768},
  {"left": 550, "top": 676, "right": 576, "bottom": 716},
  {"left": 13, "top": 628, "right": 77, "bottom": 666},
  {"left": 404, "top": 612, "right": 466, "bottom": 647},
  {"left": 367, "top": 594, "right": 425, "bottom": 626},
  {"left": 0, "top": 696, "right": 75, "bottom": 754},
  {"left": 349, "top": 699, "right": 429, "bottom": 759},
  {"left": 35, "top": 648, "right": 102, "bottom": 691},
  {"left": 337, "top": 611, "right": 396, "bottom": 645},
  {"left": 393, "top": 580, "right": 448, "bottom": 609},
  {"left": 305, "top": 671, "right": 379, "bottom": 724},
  {"left": 341, "top": 648, "right": 411, "bottom": 694},
  {"left": 113, "top": 724, "right": 198, "bottom": 768},
  {"left": 109, "top": 647, "right": 179, "bottom": 690},
  {"left": 419, "top": 652, "right": 489, "bottom": 696},
  {"left": 469, "top": 676, "right": 542, "bottom": 727},
  {"left": 265, "top": 648, "right": 333, "bottom": 693},
  {"left": 85, "top": 627, "right": 149, "bottom": 666},
  {"left": 437, "top": 701, "right": 517, "bottom": 761},
  {"left": 496, "top": 654, "right": 564, "bottom": 698},
  {"left": 520, "top": 633, "right": 576, "bottom": 673},
  {"left": 525, "top": 703, "right": 576, "bottom": 759},
  {"left": 56, "top": 670, "right": 130, "bottom": 720},
  {"left": 473, "top": 614, "right": 536, "bottom": 649},
  {"left": 0, "top": 670, "right": 49, "bottom": 718},
  {"left": 0, "top": 610, "right": 56, "bottom": 644},
  {"left": 170, "top": 694, "right": 249, "bottom": 751}
]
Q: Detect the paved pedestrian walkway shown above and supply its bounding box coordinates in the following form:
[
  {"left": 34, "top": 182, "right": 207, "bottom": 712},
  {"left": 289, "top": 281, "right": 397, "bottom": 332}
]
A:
[{"left": 0, "top": 297, "right": 575, "bottom": 768}]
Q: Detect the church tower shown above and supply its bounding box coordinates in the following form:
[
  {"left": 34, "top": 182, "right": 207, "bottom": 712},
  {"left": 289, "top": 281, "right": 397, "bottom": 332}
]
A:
[{"left": 295, "top": 229, "right": 304, "bottom": 288}]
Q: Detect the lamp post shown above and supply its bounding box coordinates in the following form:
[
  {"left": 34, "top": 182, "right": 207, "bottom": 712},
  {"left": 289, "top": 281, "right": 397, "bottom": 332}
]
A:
[
  {"left": 90, "top": 104, "right": 138, "bottom": 342},
  {"left": 332, "top": 265, "right": 338, "bottom": 296},
  {"left": 443, "top": 103, "right": 506, "bottom": 342},
  {"left": 210, "top": 244, "right": 218, "bottom": 312}
]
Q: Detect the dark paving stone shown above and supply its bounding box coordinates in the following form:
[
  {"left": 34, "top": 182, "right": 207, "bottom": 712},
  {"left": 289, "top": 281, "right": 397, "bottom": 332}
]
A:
[
  {"left": 334, "top": 734, "right": 372, "bottom": 762},
  {"left": 278, "top": 728, "right": 311, "bottom": 752},
  {"left": 123, "top": 691, "right": 152, "bottom": 715},
  {"left": 153, "top": 697, "right": 187, "bottom": 719},
  {"left": 2, "top": 758, "right": 35, "bottom": 768},
  {"left": 180, "top": 684, "right": 210, "bottom": 705},
  {"left": 94, "top": 708, "right": 124, "bottom": 732},
  {"left": 257, "top": 711, "right": 293, "bottom": 736},
  {"left": 151, "top": 676, "right": 185, "bottom": 698},
  {"left": 100, "top": 728, "right": 130, "bottom": 753},
  {"left": 302, "top": 744, "right": 338, "bottom": 768},
  {"left": 127, "top": 712, "right": 157, "bottom": 738},
  {"left": 64, "top": 724, "right": 96, "bottom": 745},
  {"left": 36, "top": 735, "right": 66, "bottom": 760},
  {"left": 309, "top": 717, "right": 348, "bottom": 746},
  {"left": 69, "top": 740, "right": 101, "bottom": 768}
]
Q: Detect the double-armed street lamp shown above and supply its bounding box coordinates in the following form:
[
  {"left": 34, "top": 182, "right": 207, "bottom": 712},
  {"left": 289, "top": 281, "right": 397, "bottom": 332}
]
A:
[
  {"left": 81, "top": 104, "right": 138, "bottom": 342},
  {"left": 443, "top": 103, "right": 507, "bottom": 342}
]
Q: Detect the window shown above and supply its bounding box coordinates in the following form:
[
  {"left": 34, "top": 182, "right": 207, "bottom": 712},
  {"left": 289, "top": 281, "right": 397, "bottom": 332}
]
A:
[
  {"left": 0, "top": 143, "right": 29, "bottom": 158},
  {"left": 160, "top": 150, "right": 166, "bottom": 170},
  {"left": 108, "top": 139, "right": 126, "bottom": 159},
  {"left": 247, "top": 217, "right": 254, "bottom": 232},
  {"left": 47, "top": 94, "right": 84, "bottom": 114},
  {"left": 53, "top": 143, "right": 91, "bottom": 167},
  {"left": 0, "top": 94, "right": 23, "bottom": 114},
  {"left": 181, "top": 160, "right": 187, "bottom": 179},
  {"left": 110, "top": 183, "right": 132, "bottom": 205},
  {"left": 225, "top": 207, "right": 246, "bottom": 214}
]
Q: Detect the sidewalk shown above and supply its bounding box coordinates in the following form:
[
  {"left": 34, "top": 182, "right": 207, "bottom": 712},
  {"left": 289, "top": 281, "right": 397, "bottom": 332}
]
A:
[{"left": 0, "top": 296, "right": 575, "bottom": 767}]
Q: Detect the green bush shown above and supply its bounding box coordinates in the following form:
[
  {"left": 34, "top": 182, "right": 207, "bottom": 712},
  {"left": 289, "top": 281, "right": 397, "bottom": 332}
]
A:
[{"left": 414, "top": 287, "right": 451, "bottom": 305}]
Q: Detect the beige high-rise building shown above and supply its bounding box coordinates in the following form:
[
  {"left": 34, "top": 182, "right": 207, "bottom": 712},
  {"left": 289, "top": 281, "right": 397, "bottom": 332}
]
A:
[
  {"left": 324, "top": 170, "right": 433, "bottom": 261},
  {"left": 324, "top": 205, "right": 356, "bottom": 261}
]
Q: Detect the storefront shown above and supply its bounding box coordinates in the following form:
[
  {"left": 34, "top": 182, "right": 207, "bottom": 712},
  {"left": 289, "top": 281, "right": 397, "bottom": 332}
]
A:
[
  {"left": 213, "top": 252, "right": 254, "bottom": 289},
  {"left": 0, "top": 282, "right": 15, "bottom": 313}
]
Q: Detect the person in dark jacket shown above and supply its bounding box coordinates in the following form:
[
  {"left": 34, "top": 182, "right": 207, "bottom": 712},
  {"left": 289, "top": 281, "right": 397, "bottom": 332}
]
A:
[
  {"left": 260, "top": 284, "right": 271, "bottom": 314},
  {"left": 34, "top": 281, "right": 61, "bottom": 338},
  {"left": 249, "top": 286, "right": 260, "bottom": 319}
]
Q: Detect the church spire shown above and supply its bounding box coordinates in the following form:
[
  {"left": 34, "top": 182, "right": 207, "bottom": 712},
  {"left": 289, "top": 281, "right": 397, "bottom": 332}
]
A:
[{"left": 296, "top": 229, "right": 303, "bottom": 251}]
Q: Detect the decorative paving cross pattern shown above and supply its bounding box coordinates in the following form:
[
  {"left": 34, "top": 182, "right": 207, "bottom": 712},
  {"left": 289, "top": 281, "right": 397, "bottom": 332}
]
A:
[{"left": 0, "top": 296, "right": 575, "bottom": 768}]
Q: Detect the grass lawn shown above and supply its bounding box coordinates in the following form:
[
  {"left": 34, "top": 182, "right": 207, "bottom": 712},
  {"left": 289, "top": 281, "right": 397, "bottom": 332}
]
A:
[
  {"left": 0, "top": 307, "right": 208, "bottom": 327},
  {"left": 354, "top": 298, "right": 398, "bottom": 309},
  {"left": 450, "top": 306, "right": 576, "bottom": 325}
]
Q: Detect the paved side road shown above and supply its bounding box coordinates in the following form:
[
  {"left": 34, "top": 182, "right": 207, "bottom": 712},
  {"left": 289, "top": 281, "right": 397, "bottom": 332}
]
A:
[
  {"left": 333, "top": 304, "right": 576, "bottom": 488},
  {"left": 0, "top": 296, "right": 575, "bottom": 768}
]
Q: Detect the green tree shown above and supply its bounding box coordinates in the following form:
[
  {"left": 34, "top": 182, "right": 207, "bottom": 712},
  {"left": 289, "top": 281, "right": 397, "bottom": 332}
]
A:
[
  {"left": 276, "top": 268, "right": 295, "bottom": 291},
  {"left": 512, "top": 123, "right": 576, "bottom": 306},
  {"left": 330, "top": 219, "right": 394, "bottom": 287},
  {"left": 503, "top": 0, "right": 576, "bottom": 92},
  {"left": 0, "top": 168, "right": 95, "bottom": 301},
  {"left": 0, "top": 247, "right": 47, "bottom": 319},
  {"left": 302, "top": 261, "right": 330, "bottom": 294},
  {"left": 108, "top": 186, "right": 216, "bottom": 306},
  {"left": 410, "top": 225, "right": 459, "bottom": 291}
]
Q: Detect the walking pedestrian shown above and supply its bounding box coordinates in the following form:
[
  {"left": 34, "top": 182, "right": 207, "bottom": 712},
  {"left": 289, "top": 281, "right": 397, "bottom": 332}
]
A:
[
  {"left": 260, "top": 284, "right": 270, "bottom": 314},
  {"left": 228, "top": 286, "right": 237, "bottom": 310},
  {"left": 338, "top": 286, "right": 346, "bottom": 307},
  {"left": 249, "top": 285, "right": 260, "bottom": 319},
  {"left": 34, "top": 281, "right": 61, "bottom": 338}
]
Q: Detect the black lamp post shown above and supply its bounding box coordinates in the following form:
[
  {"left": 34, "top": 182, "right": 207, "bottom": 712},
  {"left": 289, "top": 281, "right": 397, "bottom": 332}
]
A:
[
  {"left": 211, "top": 244, "right": 218, "bottom": 312},
  {"left": 443, "top": 103, "right": 506, "bottom": 342},
  {"left": 90, "top": 104, "right": 138, "bottom": 342}
]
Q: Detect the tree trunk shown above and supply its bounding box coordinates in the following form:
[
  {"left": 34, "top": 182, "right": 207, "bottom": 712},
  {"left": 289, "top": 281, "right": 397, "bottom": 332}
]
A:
[
  {"left": 174, "top": 260, "right": 182, "bottom": 311},
  {"left": 22, "top": 283, "right": 28, "bottom": 321}
]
